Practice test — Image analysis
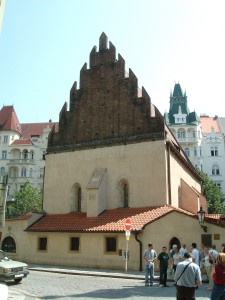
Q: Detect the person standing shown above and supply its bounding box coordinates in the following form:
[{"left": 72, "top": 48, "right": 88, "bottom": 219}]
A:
[
  {"left": 174, "top": 252, "right": 202, "bottom": 300},
  {"left": 157, "top": 246, "right": 169, "bottom": 287},
  {"left": 210, "top": 253, "right": 225, "bottom": 300},
  {"left": 143, "top": 243, "right": 157, "bottom": 286},
  {"left": 203, "top": 246, "right": 215, "bottom": 291},
  {"left": 172, "top": 249, "right": 182, "bottom": 274},
  {"left": 199, "top": 243, "right": 206, "bottom": 273},
  {"left": 191, "top": 243, "right": 200, "bottom": 266},
  {"left": 170, "top": 244, "right": 178, "bottom": 259},
  {"left": 179, "top": 243, "right": 188, "bottom": 260},
  {"left": 209, "top": 245, "right": 218, "bottom": 263}
]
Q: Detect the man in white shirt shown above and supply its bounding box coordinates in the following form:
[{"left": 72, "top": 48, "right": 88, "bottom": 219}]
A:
[
  {"left": 174, "top": 252, "right": 202, "bottom": 300},
  {"left": 191, "top": 243, "right": 200, "bottom": 266},
  {"left": 143, "top": 243, "right": 157, "bottom": 286},
  {"left": 179, "top": 243, "right": 188, "bottom": 260}
]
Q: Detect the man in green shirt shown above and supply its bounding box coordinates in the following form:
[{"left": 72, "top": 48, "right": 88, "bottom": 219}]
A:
[{"left": 157, "top": 246, "right": 169, "bottom": 287}]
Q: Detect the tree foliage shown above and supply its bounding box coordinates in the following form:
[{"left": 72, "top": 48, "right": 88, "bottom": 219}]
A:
[
  {"left": 6, "top": 181, "right": 42, "bottom": 219},
  {"left": 196, "top": 169, "right": 225, "bottom": 213}
]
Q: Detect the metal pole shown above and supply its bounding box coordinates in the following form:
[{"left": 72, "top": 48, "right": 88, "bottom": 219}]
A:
[{"left": 125, "top": 240, "right": 128, "bottom": 273}]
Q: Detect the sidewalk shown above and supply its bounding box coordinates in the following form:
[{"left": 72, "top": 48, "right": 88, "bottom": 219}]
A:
[
  {"left": 28, "top": 264, "right": 208, "bottom": 282},
  {"left": 0, "top": 283, "right": 8, "bottom": 300}
]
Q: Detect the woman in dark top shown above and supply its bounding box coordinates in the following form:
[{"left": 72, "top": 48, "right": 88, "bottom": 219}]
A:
[{"left": 210, "top": 253, "right": 225, "bottom": 300}]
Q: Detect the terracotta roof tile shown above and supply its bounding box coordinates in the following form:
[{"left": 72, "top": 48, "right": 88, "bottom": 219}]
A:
[
  {"left": 200, "top": 117, "right": 220, "bottom": 133},
  {"left": 26, "top": 206, "right": 195, "bottom": 233},
  {"left": 0, "top": 105, "right": 21, "bottom": 134},
  {"left": 10, "top": 139, "right": 33, "bottom": 146},
  {"left": 21, "top": 122, "right": 58, "bottom": 139}
]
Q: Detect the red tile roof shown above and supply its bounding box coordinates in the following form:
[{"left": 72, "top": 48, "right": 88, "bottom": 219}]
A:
[
  {"left": 26, "top": 205, "right": 195, "bottom": 233},
  {"left": 21, "top": 122, "right": 58, "bottom": 139},
  {"left": 200, "top": 116, "right": 220, "bottom": 133},
  {"left": 10, "top": 139, "right": 33, "bottom": 146},
  {"left": 0, "top": 105, "right": 21, "bottom": 134}
]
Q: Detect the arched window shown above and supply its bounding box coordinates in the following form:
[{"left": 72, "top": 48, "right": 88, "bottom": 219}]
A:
[
  {"left": 118, "top": 179, "right": 129, "bottom": 208},
  {"left": 0, "top": 167, "right": 5, "bottom": 174},
  {"left": 212, "top": 165, "right": 220, "bottom": 176},
  {"left": 23, "top": 150, "right": 28, "bottom": 160},
  {"left": 21, "top": 167, "right": 26, "bottom": 177},
  {"left": 77, "top": 187, "right": 81, "bottom": 212},
  {"left": 71, "top": 183, "right": 82, "bottom": 212},
  {"left": 9, "top": 167, "right": 18, "bottom": 178},
  {"left": 177, "top": 129, "right": 186, "bottom": 139},
  {"left": 29, "top": 168, "right": 33, "bottom": 178},
  {"left": 30, "top": 151, "right": 34, "bottom": 160},
  {"left": 1, "top": 236, "right": 16, "bottom": 253},
  {"left": 124, "top": 184, "right": 129, "bottom": 208}
]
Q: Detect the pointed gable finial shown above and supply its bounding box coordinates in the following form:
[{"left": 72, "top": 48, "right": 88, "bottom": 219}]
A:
[{"left": 99, "top": 32, "right": 108, "bottom": 51}]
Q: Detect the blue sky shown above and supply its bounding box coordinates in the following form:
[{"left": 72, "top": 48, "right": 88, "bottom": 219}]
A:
[{"left": 0, "top": 0, "right": 225, "bottom": 123}]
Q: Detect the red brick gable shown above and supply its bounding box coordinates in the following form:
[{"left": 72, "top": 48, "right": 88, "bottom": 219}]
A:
[
  {"left": 48, "top": 33, "right": 165, "bottom": 153},
  {"left": 0, "top": 105, "right": 21, "bottom": 134},
  {"left": 26, "top": 205, "right": 195, "bottom": 233}
]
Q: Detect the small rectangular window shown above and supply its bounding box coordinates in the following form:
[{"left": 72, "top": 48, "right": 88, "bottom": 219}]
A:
[
  {"left": 105, "top": 237, "right": 117, "bottom": 252},
  {"left": 3, "top": 136, "right": 8, "bottom": 143},
  {"left": 38, "top": 237, "right": 47, "bottom": 251},
  {"left": 2, "top": 150, "right": 7, "bottom": 159},
  {"left": 70, "top": 237, "right": 80, "bottom": 251},
  {"left": 194, "top": 148, "right": 197, "bottom": 156},
  {"left": 211, "top": 147, "right": 219, "bottom": 157}
]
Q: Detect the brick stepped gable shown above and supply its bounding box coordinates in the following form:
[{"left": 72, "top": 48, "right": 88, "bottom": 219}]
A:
[{"left": 48, "top": 32, "right": 165, "bottom": 153}]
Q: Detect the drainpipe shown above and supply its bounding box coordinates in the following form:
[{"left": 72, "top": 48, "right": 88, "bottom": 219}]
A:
[
  {"left": 166, "top": 142, "right": 172, "bottom": 205},
  {"left": 134, "top": 230, "right": 143, "bottom": 271}
]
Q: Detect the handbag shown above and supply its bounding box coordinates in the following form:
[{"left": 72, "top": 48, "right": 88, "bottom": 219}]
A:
[{"left": 174, "top": 262, "right": 191, "bottom": 286}]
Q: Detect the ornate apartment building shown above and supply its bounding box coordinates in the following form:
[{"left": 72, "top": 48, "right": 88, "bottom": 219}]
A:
[
  {"left": 165, "top": 83, "right": 225, "bottom": 196},
  {"left": 0, "top": 105, "right": 57, "bottom": 201}
]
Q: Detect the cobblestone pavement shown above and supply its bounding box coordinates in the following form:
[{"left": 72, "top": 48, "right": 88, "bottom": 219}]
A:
[{"left": 4, "top": 266, "right": 211, "bottom": 300}]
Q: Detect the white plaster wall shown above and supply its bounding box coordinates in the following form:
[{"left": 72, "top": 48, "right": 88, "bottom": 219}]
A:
[
  {"left": 169, "top": 153, "right": 201, "bottom": 207},
  {"left": 2, "top": 212, "right": 224, "bottom": 271},
  {"left": 43, "top": 141, "right": 168, "bottom": 214}
]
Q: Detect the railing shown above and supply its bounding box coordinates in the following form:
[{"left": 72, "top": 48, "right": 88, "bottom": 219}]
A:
[
  {"left": 176, "top": 137, "right": 199, "bottom": 143},
  {"left": 7, "top": 159, "right": 35, "bottom": 164}
]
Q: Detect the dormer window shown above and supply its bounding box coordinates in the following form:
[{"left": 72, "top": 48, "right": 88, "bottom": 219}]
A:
[{"left": 173, "top": 105, "right": 187, "bottom": 124}]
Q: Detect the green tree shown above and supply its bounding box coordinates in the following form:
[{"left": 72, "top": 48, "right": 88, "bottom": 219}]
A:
[
  {"left": 196, "top": 169, "right": 225, "bottom": 213},
  {"left": 6, "top": 181, "right": 42, "bottom": 218}
]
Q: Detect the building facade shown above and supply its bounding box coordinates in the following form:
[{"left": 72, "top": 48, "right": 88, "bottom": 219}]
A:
[
  {"left": 165, "top": 83, "right": 225, "bottom": 197},
  {"left": 1, "top": 33, "right": 224, "bottom": 272},
  {"left": 0, "top": 105, "right": 57, "bottom": 200}
]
